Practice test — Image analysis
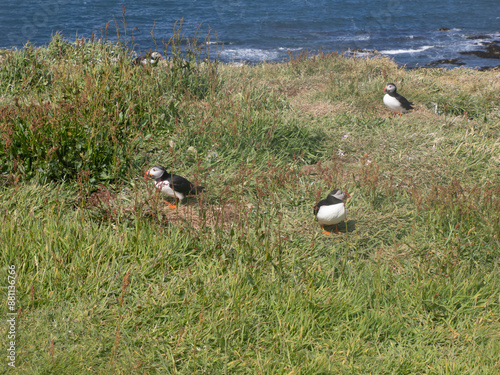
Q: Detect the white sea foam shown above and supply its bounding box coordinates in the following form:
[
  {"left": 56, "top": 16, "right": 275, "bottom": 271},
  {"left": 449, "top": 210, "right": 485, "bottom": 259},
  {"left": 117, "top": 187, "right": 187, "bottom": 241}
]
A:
[
  {"left": 220, "top": 48, "right": 281, "bottom": 62},
  {"left": 380, "top": 46, "right": 434, "bottom": 55},
  {"left": 278, "top": 47, "right": 303, "bottom": 51},
  {"left": 332, "top": 34, "right": 371, "bottom": 42},
  {"left": 353, "top": 34, "right": 371, "bottom": 41}
]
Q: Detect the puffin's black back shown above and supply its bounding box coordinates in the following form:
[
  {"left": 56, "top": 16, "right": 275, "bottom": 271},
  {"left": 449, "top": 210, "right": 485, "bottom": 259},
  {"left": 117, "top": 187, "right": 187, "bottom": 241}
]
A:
[
  {"left": 168, "top": 174, "right": 197, "bottom": 195},
  {"left": 132, "top": 54, "right": 149, "bottom": 65},
  {"left": 394, "top": 93, "right": 413, "bottom": 110},
  {"left": 152, "top": 165, "right": 204, "bottom": 195},
  {"left": 313, "top": 191, "right": 344, "bottom": 216},
  {"left": 163, "top": 172, "right": 204, "bottom": 195}
]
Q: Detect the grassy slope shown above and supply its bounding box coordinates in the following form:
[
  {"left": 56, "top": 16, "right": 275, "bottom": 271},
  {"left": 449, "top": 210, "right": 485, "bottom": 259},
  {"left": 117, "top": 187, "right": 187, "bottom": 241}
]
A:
[{"left": 1, "top": 40, "right": 500, "bottom": 374}]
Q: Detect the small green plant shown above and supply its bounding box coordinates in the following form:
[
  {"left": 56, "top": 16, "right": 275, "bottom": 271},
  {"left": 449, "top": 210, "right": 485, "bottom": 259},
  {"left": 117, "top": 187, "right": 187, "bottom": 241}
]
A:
[
  {"left": 0, "top": 44, "right": 54, "bottom": 95},
  {"left": 161, "top": 20, "right": 221, "bottom": 100}
]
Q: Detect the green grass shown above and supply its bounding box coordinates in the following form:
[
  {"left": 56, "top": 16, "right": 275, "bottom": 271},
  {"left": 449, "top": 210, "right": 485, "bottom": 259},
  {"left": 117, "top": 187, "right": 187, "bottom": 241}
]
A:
[{"left": 1, "top": 35, "right": 500, "bottom": 374}]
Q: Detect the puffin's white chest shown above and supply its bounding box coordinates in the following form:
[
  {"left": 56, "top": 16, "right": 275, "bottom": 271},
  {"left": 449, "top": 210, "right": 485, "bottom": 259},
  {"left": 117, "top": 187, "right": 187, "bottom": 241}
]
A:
[
  {"left": 383, "top": 94, "right": 407, "bottom": 113},
  {"left": 155, "top": 180, "right": 185, "bottom": 200},
  {"left": 316, "top": 203, "right": 346, "bottom": 225}
]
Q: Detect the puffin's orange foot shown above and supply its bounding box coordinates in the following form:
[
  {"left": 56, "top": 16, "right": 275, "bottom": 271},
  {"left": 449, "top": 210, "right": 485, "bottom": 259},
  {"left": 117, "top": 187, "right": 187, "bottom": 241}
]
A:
[
  {"left": 163, "top": 200, "right": 177, "bottom": 209},
  {"left": 333, "top": 224, "right": 341, "bottom": 234},
  {"left": 322, "top": 226, "right": 331, "bottom": 235}
]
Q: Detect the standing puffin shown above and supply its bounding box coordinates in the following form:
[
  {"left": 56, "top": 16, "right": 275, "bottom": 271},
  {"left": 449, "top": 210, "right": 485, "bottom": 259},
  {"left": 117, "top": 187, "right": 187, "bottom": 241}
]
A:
[
  {"left": 145, "top": 165, "right": 204, "bottom": 209},
  {"left": 383, "top": 83, "right": 414, "bottom": 114},
  {"left": 132, "top": 52, "right": 163, "bottom": 66},
  {"left": 313, "top": 190, "right": 350, "bottom": 235}
]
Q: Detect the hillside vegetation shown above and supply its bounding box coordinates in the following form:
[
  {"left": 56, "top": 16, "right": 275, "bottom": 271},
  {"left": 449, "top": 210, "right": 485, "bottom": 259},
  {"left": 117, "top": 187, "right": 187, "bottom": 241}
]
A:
[{"left": 1, "top": 34, "right": 499, "bottom": 374}]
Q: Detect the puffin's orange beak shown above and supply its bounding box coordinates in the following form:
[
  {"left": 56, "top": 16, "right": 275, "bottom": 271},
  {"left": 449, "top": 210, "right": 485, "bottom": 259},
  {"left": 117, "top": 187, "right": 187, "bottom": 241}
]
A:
[
  {"left": 383, "top": 88, "right": 386, "bottom": 93},
  {"left": 345, "top": 192, "right": 351, "bottom": 199},
  {"left": 144, "top": 171, "right": 150, "bottom": 179}
]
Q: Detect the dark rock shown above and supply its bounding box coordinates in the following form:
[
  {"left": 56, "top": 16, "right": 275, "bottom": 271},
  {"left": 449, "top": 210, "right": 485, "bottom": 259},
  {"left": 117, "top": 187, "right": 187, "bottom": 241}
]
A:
[
  {"left": 460, "top": 42, "right": 500, "bottom": 59},
  {"left": 466, "top": 35, "right": 491, "bottom": 40},
  {"left": 438, "top": 27, "right": 451, "bottom": 31},
  {"left": 350, "top": 48, "right": 373, "bottom": 53},
  {"left": 478, "top": 65, "right": 500, "bottom": 71},
  {"left": 427, "top": 58, "right": 465, "bottom": 67}
]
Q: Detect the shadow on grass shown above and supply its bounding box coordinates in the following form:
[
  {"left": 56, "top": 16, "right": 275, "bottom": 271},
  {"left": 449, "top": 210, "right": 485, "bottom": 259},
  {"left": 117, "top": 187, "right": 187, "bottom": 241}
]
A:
[{"left": 323, "top": 219, "right": 356, "bottom": 234}]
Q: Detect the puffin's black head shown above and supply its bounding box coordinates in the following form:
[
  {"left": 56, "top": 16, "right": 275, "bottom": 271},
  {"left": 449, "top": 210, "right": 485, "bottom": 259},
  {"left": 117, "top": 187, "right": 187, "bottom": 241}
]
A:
[
  {"left": 144, "top": 165, "right": 166, "bottom": 180},
  {"left": 329, "top": 190, "right": 351, "bottom": 201},
  {"left": 383, "top": 83, "right": 397, "bottom": 94}
]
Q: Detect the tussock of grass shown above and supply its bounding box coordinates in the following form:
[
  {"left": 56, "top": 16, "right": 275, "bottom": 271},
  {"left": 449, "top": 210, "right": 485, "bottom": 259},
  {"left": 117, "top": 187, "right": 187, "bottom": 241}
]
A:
[
  {"left": 0, "top": 30, "right": 217, "bottom": 181},
  {"left": 1, "top": 34, "right": 500, "bottom": 374}
]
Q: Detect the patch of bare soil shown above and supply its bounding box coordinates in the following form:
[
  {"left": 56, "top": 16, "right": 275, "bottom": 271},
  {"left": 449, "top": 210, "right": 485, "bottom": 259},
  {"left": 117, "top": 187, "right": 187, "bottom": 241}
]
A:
[
  {"left": 86, "top": 185, "right": 239, "bottom": 231},
  {"left": 143, "top": 199, "right": 238, "bottom": 231}
]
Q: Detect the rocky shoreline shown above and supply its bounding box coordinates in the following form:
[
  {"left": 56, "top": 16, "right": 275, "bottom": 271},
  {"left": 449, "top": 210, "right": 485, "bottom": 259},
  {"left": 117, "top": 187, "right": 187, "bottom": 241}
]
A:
[
  {"left": 417, "top": 30, "right": 500, "bottom": 70},
  {"left": 349, "top": 29, "right": 500, "bottom": 71},
  {"left": 2, "top": 29, "right": 499, "bottom": 71}
]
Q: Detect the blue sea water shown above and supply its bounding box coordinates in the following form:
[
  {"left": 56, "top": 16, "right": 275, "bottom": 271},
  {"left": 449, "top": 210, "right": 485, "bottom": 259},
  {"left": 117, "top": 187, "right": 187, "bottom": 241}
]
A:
[{"left": 1, "top": 0, "right": 499, "bottom": 68}]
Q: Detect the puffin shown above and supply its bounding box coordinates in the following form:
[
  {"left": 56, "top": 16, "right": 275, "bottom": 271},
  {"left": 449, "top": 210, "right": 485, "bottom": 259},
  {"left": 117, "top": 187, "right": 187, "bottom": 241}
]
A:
[
  {"left": 145, "top": 165, "right": 204, "bottom": 209},
  {"left": 132, "top": 52, "right": 163, "bottom": 66},
  {"left": 383, "top": 83, "right": 414, "bottom": 114},
  {"left": 313, "top": 190, "right": 350, "bottom": 235}
]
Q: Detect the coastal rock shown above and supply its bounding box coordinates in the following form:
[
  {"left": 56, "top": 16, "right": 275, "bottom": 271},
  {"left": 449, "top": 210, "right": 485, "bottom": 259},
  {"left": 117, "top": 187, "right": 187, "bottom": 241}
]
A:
[
  {"left": 350, "top": 48, "right": 373, "bottom": 53},
  {"left": 427, "top": 58, "right": 465, "bottom": 67},
  {"left": 478, "top": 65, "right": 500, "bottom": 71},
  {"left": 346, "top": 48, "right": 377, "bottom": 56},
  {"left": 438, "top": 27, "right": 451, "bottom": 32},
  {"left": 466, "top": 35, "right": 491, "bottom": 40},
  {"left": 460, "top": 41, "right": 500, "bottom": 59}
]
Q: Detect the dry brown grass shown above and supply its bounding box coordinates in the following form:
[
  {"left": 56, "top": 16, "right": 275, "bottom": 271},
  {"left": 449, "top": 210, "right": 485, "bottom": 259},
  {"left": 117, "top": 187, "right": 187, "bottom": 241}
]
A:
[
  {"left": 144, "top": 199, "right": 238, "bottom": 231},
  {"left": 291, "top": 97, "right": 347, "bottom": 117},
  {"left": 86, "top": 184, "right": 239, "bottom": 231},
  {"left": 0, "top": 49, "right": 12, "bottom": 65},
  {"left": 219, "top": 53, "right": 500, "bottom": 124}
]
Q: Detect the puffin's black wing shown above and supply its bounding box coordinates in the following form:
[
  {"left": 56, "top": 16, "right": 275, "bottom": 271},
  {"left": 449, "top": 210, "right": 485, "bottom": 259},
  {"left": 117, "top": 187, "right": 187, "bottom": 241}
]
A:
[
  {"left": 169, "top": 174, "right": 196, "bottom": 195},
  {"left": 395, "top": 93, "right": 414, "bottom": 111},
  {"left": 313, "top": 198, "right": 327, "bottom": 216},
  {"left": 132, "top": 55, "right": 145, "bottom": 65},
  {"left": 190, "top": 185, "right": 205, "bottom": 195}
]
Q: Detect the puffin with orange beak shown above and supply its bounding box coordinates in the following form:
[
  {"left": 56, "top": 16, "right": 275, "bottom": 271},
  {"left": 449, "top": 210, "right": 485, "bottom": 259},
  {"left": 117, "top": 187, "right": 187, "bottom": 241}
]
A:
[
  {"left": 383, "top": 83, "right": 414, "bottom": 114},
  {"left": 313, "top": 190, "right": 351, "bottom": 235},
  {"left": 145, "top": 165, "right": 204, "bottom": 209}
]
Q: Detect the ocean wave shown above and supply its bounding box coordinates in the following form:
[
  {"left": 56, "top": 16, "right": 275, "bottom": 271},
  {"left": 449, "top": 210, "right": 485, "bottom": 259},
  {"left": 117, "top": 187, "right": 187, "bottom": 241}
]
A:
[
  {"left": 380, "top": 46, "right": 434, "bottom": 55},
  {"left": 278, "top": 47, "right": 303, "bottom": 51},
  {"left": 220, "top": 48, "right": 281, "bottom": 61},
  {"left": 331, "top": 34, "right": 371, "bottom": 42}
]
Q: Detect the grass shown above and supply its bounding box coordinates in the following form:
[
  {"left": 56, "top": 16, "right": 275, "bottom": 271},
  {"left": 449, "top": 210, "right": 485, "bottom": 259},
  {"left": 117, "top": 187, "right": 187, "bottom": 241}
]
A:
[{"left": 0, "top": 33, "right": 499, "bottom": 374}]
